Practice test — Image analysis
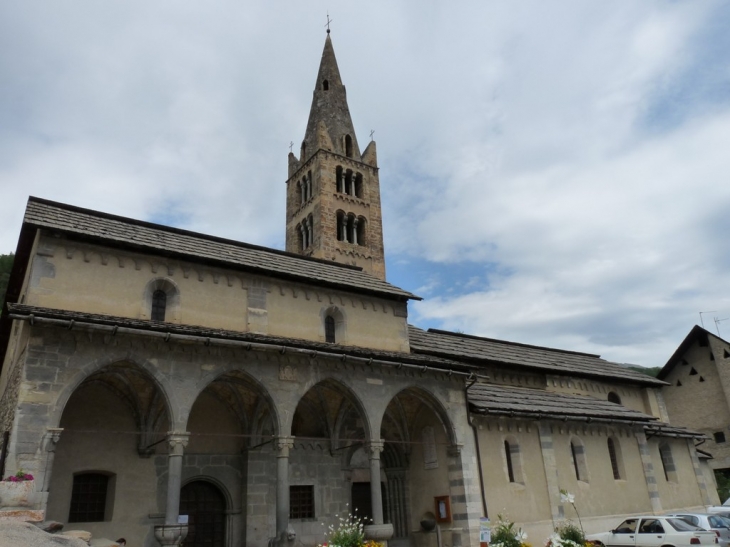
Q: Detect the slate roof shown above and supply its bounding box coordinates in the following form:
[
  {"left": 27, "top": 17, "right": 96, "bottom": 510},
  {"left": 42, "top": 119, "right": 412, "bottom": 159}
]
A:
[
  {"left": 7, "top": 304, "right": 467, "bottom": 371},
  {"left": 23, "top": 197, "right": 418, "bottom": 301},
  {"left": 467, "top": 383, "right": 706, "bottom": 438},
  {"left": 467, "top": 383, "right": 657, "bottom": 423},
  {"left": 408, "top": 326, "right": 666, "bottom": 386}
]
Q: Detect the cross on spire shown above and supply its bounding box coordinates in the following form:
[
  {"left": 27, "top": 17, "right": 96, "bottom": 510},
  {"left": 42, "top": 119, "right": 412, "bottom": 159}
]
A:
[
  {"left": 325, "top": 12, "right": 333, "bottom": 34},
  {"left": 369, "top": 130, "right": 375, "bottom": 142},
  {"left": 289, "top": 141, "right": 294, "bottom": 153}
]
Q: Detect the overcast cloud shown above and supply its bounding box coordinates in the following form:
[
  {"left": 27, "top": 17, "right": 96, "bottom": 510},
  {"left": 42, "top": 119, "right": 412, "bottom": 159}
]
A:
[{"left": 1, "top": 1, "right": 729, "bottom": 367}]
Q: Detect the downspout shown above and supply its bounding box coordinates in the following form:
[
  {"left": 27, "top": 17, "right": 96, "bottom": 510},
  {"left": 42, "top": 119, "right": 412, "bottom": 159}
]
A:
[{"left": 465, "top": 375, "right": 488, "bottom": 518}]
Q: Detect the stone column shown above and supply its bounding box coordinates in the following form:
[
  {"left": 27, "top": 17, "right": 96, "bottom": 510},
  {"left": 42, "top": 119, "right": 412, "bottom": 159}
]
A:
[
  {"left": 339, "top": 216, "right": 347, "bottom": 241},
  {"left": 302, "top": 218, "right": 309, "bottom": 248},
  {"left": 352, "top": 218, "right": 359, "bottom": 245},
  {"left": 308, "top": 219, "right": 314, "bottom": 247},
  {"left": 165, "top": 432, "right": 190, "bottom": 525},
  {"left": 348, "top": 173, "right": 355, "bottom": 196},
  {"left": 276, "top": 436, "right": 295, "bottom": 542},
  {"left": 338, "top": 172, "right": 345, "bottom": 193},
  {"left": 368, "top": 441, "right": 385, "bottom": 525}
]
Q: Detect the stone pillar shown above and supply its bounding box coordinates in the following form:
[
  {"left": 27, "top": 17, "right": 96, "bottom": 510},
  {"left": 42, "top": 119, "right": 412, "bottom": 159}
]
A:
[
  {"left": 276, "top": 436, "right": 295, "bottom": 541},
  {"left": 41, "top": 428, "right": 63, "bottom": 493},
  {"left": 348, "top": 173, "right": 355, "bottom": 196},
  {"left": 635, "top": 429, "right": 662, "bottom": 514},
  {"left": 538, "top": 423, "right": 563, "bottom": 526},
  {"left": 165, "top": 432, "right": 190, "bottom": 525},
  {"left": 352, "top": 218, "right": 359, "bottom": 245},
  {"left": 340, "top": 216, "right": 347, "bottom": 242},
  {"left": 302, "top": 218, "right": 309, "bottom": 248},
  {"left": 308, "top": 219, "right": 314, "bottom": 248},
  {"left": 687, "top": 439, "right": 714, "bottom": 506},
  {"left": 368, "top": 441, "right": 384, "bottom": 525}
]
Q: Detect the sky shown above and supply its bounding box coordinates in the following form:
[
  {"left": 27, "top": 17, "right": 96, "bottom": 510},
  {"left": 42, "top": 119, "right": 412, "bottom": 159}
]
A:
[{"left": 2, "top": 1, "right": 730, "bottom": 368}]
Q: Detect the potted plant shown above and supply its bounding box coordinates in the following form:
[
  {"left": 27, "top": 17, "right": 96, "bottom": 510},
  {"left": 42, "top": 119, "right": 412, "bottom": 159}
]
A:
[{"left": 0, "top": 469, "right": 35, "bottom": 508}]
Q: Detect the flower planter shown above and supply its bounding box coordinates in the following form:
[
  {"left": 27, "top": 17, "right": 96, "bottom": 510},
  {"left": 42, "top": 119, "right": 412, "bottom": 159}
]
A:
[
  {"left": 154, "top": 524, "right": 189, "bottom": 546},
  {"left": 0, "top": 479, "right": 35, "bottom": 508},
  {"left": 364, "top": 524, "right": 393, "bottom": 541}
]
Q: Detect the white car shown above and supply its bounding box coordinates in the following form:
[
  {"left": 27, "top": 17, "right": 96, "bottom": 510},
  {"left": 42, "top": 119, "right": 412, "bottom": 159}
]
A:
[
  {"left": 587, "top": 516, "right": 718, "bottom": 547},
  {"left": 665, "top": 513, "right": 730, "bottom": 547}
]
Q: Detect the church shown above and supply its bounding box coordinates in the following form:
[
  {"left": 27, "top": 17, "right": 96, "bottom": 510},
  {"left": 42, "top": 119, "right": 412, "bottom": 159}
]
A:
[{"left": 0, "top": 31, "right": 718, "bottom": 547}]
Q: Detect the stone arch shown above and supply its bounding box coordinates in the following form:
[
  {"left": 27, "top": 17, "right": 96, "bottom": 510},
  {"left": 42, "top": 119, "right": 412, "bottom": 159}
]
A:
[
  {"left": 141, "top": 277, "right": 181, "bottom": 322},
  {"left": 188, "top": 368, "right": 280, "bottom": 447},
  {"left": 181, "top": 474, "right": 234, "bottom": 512},
  {"left": 291, "top": 378, "right": 372, "bottom": 449},
  {"left": 380, "top": 386, "right": 458, "bottom": 448},
  {"left": 49, "top": 354, "right": 176, "bottom": 432}
]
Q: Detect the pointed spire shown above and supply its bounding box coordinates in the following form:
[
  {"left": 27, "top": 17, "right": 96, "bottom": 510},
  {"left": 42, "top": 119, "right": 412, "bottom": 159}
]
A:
[{"left": 300, "top": 34, "right": 361, "bottom": 163}]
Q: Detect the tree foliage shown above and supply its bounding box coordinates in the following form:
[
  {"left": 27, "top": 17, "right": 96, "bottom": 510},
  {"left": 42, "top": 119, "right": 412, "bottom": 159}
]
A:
[
  {"left": 0, "top": 253, "right": 14, "bottom": 305},
  {"left": 627, "top": 365, "right": 661, "bottom": 378}
]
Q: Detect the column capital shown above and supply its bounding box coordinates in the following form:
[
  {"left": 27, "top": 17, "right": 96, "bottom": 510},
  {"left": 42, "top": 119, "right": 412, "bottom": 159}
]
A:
[
  {"left": 44, "top": 427, "right": 64, "bottom": 452},
  {"left": 167, "top": 432, "right": 190, "bottom": 454},
  {"left": 276, "top": 436, "right": 295, "bottom": 458},
  {"left": 367, "top": 440, "right": 385, "bottom": 460}
]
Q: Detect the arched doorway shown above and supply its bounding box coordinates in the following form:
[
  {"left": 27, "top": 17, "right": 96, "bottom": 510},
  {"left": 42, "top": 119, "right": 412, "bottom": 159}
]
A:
[{"left": 180, "top": 480, "right": 226, "bottom": 547}]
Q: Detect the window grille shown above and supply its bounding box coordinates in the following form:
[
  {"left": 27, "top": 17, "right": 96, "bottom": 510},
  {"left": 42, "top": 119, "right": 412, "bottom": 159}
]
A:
[{"left": 69, "top": 473, "right": 109, "bottom": 522}]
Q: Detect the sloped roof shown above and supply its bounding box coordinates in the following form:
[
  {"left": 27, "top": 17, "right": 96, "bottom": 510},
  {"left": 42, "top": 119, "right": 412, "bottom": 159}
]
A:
[
  {"left": 22, "top": 197, "right": 418, "bottom": 301},
  {"left": 408, "top": 326, "right": 666, "bottom": 386},
  {"left": 658, "top": 325, "right": 729, "bottom": 381},
  {"left": 468, "top": 383, "right": 706, "bottom": 438},
  {"left": 468, "top": 382, "right": 657, "bottom": 423}
]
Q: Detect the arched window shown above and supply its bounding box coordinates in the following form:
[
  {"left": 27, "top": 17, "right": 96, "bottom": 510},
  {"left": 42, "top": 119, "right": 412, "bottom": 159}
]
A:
[
  {"left": 607, "top": 391, "right": 621, "bottom": 404},
  {"left": 336, "top": 166, "right": 344, "bottom": 193},
  {"left": 301, "top": 141, "right": 306, "bottom": 160},
  {"left": 322, "top": 306, "right": 345, "bottom": 344},
  {"left": 345, "top": 135, "right": 353, "bottom": 157},
  {"left": 151, "top": 289, "right": 167, "bottom": 321},
  {"left": 356, "top": 217, "right": 366, "bottom": 246},
  {"left": 322, "top": 79, "right": 329, "bottom": 91},
  {"left": 570, "top": 438, "right": 588, "bottom": 482},
  {"left": 607, "top": 437, "right": 623, "bottom": 480},
  {"left": 354, "top": 173, "right": 363, "bottom": 198},
  {"left": 659, "top": 443, "right": 677, "bottom": 482},
  {"left": 145, "top": 278, "right": 180, "bottom": 323},
  {"left": 336, "top": 211, "right": 345, "bottom": 241},
  {"left": 503, "top": 437, "right": 523, "bottom": 484},
  {"left": 325, "top": 316, "right": 336, "bottom": 343}
]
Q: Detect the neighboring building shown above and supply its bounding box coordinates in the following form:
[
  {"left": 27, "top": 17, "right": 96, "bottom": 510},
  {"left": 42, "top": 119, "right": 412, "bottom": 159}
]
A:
[
  {"left": 0, "top": 32, "right": 718, "bottom": 547},
  {"left": 659, "top": 326, "right": 730, "bottom": 471}
]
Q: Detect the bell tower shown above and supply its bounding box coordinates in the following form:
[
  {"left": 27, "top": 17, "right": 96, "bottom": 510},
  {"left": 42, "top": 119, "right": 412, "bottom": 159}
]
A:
[{"left": 285, "top": 32, "right": 386, "bottom": 280}]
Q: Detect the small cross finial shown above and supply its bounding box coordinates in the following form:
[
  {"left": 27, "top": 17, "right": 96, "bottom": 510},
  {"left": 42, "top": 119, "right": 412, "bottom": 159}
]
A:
[
  {"left": 369, "top": 130, "right": 375, "bottom": 142},
  {"left": 325, "top": 12, "right": 333, "bottom": 34},
  {"left": 289, "top": 141, "right": 294, "bottom": 153}
]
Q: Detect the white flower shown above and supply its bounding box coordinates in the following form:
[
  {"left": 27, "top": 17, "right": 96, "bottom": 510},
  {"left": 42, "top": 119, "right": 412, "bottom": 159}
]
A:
[
  {"left": 560, "top": 492, "right": 575, "bottom": 504},
  {"left": 515, "top": 529, "right": 528, "bottom": 541},
  {"left": 549, "top": 533, "right": 563, "bottom": 546}
]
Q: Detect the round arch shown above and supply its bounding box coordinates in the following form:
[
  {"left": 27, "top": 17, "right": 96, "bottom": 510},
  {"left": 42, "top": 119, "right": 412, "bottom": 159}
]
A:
[{"left": 380, "top": 386, "right": 459, "bottom": 448}]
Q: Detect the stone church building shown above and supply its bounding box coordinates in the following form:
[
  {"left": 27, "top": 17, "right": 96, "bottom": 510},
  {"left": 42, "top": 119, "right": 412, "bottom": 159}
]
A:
[{"left": 0, "top": 32, "right": 719, "bottom": 547}]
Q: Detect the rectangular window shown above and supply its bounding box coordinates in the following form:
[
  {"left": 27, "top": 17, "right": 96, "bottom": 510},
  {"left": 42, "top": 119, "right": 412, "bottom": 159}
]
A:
[
  {"left": 290, "top": 485, "right": 314, "bottom": 519},
  {"left": 69, "top": 473, "right": 110, "bottom": 522},
  {"left": 715, "top": 432, "right": 726, "bottom": 444}
]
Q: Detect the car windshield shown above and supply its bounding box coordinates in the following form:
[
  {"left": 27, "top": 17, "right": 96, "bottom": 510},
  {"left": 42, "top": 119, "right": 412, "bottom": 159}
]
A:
[{"left": 667, "top": 518, "right": 705, "bottom": 532}]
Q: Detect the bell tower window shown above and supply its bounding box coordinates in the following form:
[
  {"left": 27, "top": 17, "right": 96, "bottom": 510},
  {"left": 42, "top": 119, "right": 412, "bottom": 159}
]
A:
[
  {"left": 325, "top": 315, "right": 336, "bottom": 343},
  {"left": 345, "top": 135, "right": 353, "bottom": 157},
  {"left": 323, "top": 80, "right": 329, "bottom": 90}
]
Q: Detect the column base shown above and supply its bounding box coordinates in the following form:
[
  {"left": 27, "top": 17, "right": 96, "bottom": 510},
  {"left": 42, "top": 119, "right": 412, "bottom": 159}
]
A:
[
  {"left": 364, "top": 523, "right": 394, "bottom": 541},
  {"left": 154, "top": 524, "right": 189, "bottom": 546}
]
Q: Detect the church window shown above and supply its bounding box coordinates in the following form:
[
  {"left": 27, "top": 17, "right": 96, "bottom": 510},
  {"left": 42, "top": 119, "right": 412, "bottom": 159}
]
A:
[
  {"left": 290, "top": 485, "right": 315, "bottom": 519},
  {"left": 354, "top": 173, "right": 363, "bottom": 198},
  {"left": 336, "top": 166, "right": 344, "bottom": 193},
  {"left": 345, "top": 135, "right": 353, "bottom": 157},
  {"left": 689, "top": 367, "right": 698, "bottom": 375},
  {"left": 151, "top": 289, "right": 167, "bottom": 321},
  {"left": 69, "top": 472, "right": 114, "bottom": 522},
  {"left": 356, "top": 216, "right": 366, "bottom": 246},
  {"left": 336, "top": 211, "right": 345, "bottom": 241},
  {"left": 325, "top": 315, "right": 336, "bottom": 343},
  {"left": 322, "top": 79, "right": 329, "bottom": 91},
  {"left": 301, "top": 141, "right": 306, "bottom": 159},
  {"left": 659, "top": 443, "right": 677, "bottom": 482},
  {"left": 714, "top": 432, "right": 726, "bottom": 443},
  {"left": 724, "top": 349, "right": 730, "bottom": 359},
  {"left": 503, "top": 437, "right": 523, "bottom": 484},
  {"left": 607, "top": 437, "right": 623, "bottom": 480},
  {"left": 570, "top": 438, "right": 588, "bottom": 482},
  {"left": 607, "top": 391, "right": 621, "bottom": 405}
]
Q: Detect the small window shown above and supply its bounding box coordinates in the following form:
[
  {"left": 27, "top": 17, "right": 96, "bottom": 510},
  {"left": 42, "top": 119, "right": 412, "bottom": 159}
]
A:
[
  {"left": 325, "top": 316, "right": 336, "bottom": 343},
  {"left": 659, "top": 443, "right": 677, "bottom": 482},
  {"left": 505, "top": 440, "right": 515, "bottom": 482},
  {"left": 724, "top": 349, "right": 730, "bottom": 359},
  {"left": 570, "top": 438, "right": 588, "bottom": 482},
  {"left": 345, "top": 135, "right": 353, "bottom": 158},
  {"left": 322, "top": 80, "right": 329, "bottom": 91},
  {"left": 151, "top": 289, "right": 167, "bottom": 321},
  {"left": 715, "top": 432, "right": 726, "bottom": 444},
  {"left": 607, "top": 392, "right": 621, "bottom": 404},
  {"left": 689, "top": 367, "right": 698, "bottom": 376},
  {"left": 607, "top": 437, "right": 623, "bottom": 480},
  {"left": 676, "top": 380, "right": 682, "bottom": 387},
  {"left": 503, "top": 437, "right": 523, "bottom": 484},
  {"left": 290, "top": 485, "right": 314, "bottom": 519},
  {"left": 69, "top": 473, "right": 111, "bottom": 522}
]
